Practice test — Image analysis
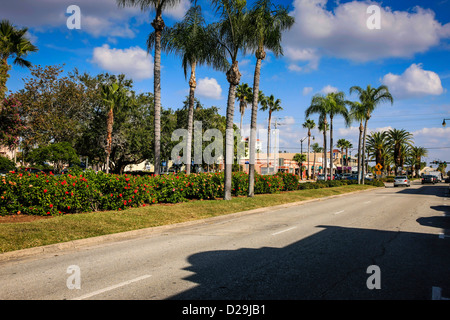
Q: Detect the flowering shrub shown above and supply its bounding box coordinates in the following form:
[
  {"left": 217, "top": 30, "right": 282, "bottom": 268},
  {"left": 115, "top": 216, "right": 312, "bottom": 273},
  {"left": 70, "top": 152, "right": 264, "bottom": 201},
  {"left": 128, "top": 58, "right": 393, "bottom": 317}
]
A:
[{"left": 0, "top": 169, "right": 382, "bottom": 216}]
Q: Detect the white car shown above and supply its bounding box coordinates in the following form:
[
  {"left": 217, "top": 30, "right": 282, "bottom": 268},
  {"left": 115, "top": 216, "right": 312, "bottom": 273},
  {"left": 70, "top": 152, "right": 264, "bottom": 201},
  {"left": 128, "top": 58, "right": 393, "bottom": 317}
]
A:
[{"left": 394, "top": 176, "right": 410, "bottom": 187}]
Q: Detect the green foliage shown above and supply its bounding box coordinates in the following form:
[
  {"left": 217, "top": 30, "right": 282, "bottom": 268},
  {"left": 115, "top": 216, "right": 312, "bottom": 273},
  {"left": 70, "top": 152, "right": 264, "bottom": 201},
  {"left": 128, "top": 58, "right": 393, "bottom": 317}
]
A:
[
  {"left": 25, "top": 142, "right": 79, "bottom": 173},
  {"left": 0, "top": 155, "right": 15, "bottom": 171}
]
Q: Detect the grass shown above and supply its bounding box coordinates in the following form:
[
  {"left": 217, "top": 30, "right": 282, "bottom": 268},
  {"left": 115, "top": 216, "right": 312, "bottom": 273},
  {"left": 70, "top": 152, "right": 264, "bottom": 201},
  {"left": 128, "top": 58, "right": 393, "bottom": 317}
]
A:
[{"left": 0, "top": 184, "right": 375, "bottom": 253}]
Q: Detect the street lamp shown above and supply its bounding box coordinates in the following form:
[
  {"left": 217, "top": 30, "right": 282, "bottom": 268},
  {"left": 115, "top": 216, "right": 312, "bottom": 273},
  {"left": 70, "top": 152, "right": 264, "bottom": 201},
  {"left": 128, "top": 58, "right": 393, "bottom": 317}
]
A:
[{"left": 443, "top": 119, "right": 450, "bottom": 127}]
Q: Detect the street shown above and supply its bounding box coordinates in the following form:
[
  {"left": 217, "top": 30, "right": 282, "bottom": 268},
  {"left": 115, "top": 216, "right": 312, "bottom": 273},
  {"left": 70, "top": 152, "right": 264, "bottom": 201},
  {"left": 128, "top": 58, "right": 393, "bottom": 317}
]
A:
[{"left": 1, "top": 182, "right": 449, "bottom": 300}]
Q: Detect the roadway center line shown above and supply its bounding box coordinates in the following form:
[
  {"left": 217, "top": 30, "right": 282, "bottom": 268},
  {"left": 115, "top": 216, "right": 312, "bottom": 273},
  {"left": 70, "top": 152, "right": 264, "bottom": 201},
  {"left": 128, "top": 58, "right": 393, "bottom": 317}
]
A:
[
  {"left": 272, "top": 227, "right": 297, "bottom": 236},
  {"left": 333, "top": 210, "right": 345, "bottom": 215},
  {"left": 71, "top": 274, "right": 152, "bottom": 300},
  {"left": 363, "top": 201, "right": 372, "bottom": 204}
]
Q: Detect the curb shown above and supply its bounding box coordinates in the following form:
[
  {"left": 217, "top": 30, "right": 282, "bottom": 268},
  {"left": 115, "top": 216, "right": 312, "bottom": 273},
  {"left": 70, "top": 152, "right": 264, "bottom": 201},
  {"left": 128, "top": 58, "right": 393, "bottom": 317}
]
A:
[{"left": 0, "top": 186, "right": 378, "bottom": 263}]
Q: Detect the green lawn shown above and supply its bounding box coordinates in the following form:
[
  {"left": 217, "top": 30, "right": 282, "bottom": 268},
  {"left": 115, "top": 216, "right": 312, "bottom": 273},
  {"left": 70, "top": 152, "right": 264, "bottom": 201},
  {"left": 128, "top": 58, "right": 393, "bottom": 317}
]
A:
[{"left": 0, "top": 184, "right": 375, "bottom": 253}]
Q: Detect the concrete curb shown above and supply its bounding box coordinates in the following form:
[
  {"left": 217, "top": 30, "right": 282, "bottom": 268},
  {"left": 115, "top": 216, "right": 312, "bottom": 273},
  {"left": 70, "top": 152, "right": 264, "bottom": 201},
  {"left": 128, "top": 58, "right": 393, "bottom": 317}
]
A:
[{"left": 0, "top": 186, "right": 378, "bottom": 263}]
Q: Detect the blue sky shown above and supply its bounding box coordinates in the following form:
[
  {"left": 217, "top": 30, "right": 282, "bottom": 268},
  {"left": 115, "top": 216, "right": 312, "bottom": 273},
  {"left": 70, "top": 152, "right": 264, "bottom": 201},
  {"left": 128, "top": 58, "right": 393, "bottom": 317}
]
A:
[{"left": 2, "top": 0, "right": 450, "bottom": 165}]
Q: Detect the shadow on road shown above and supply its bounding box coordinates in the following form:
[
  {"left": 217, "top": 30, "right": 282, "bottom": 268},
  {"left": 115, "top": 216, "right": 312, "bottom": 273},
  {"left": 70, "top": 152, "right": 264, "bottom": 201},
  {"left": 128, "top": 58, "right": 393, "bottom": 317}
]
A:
[
  {"left": 395, "top": 184, "right": 450, "bottom": 198},
  {"left": 167, "top": 223, "right": 450, "bottom": 300}
]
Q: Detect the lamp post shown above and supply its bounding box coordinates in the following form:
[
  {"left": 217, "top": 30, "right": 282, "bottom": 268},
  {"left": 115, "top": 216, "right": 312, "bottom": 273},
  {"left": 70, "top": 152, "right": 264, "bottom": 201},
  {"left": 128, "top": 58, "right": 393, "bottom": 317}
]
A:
[{"left": 300, "top": 136, "right": 307, "bottom": 180}]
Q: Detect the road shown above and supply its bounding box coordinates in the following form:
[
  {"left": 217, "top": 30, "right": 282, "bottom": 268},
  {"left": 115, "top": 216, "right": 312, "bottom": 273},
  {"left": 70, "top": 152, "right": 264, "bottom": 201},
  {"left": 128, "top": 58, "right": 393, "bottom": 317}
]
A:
[{"left": 0, "top": 182, "right": 449, "bottom": 301}]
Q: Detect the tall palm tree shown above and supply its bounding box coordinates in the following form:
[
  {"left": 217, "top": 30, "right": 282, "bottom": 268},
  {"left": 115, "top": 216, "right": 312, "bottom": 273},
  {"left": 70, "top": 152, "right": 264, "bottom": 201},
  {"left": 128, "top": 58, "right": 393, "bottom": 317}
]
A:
[
  {"left": 149, "top": 5, "right": 228, "bottom": 174},
  {"left": 366, "top": 131, "right": 388, "bottom": 174},
  {"left": 235, "top": 82, "right": 253, "bottom": 132},
  {"left": 302, "top": 119, "right": 315, "bottom": 180},
  {"left": 118, "top": 0, "right": 181, "bottom": 175},
  {"left": 386, "top": 128, "right": 413, "bottom": 175},
  {"left": 327, "top": 91, "right": 350, "bottom": 178},
  {"left": 347, "top": 100, "right": 366, "bottom": 183},
  {"left": 410, "top": 146, "right": 428, "bottom": 177},
  {"left": 336, "top": 138, "right": 347, "bottom": 171},
  {"left": 306, "top": 94, "right": 331, "bottom": 177},
  {"left": 311, "top": 142, "right": 322, "bottom": 179},
  {"left": 349, "top": 85, "right": 394, "bottom": 183},
  {"left": 260, "top": 94, "right": 282, "bottom": 173},
  {"left": 0, "top": 19, "right": 38, "bottom": 101},
  {"left": 246, "top": 0, "right": 294, "bottom": 196},
  {"left": 210, "top": 0, "right": 249, "bottom": 200}
]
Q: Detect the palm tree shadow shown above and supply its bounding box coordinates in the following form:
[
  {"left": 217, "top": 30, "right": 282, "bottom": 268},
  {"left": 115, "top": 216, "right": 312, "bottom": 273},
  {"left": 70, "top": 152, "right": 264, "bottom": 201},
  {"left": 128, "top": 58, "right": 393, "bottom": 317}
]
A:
[{"left": 166, "top": 225, "right": 450, "bottom": 300}]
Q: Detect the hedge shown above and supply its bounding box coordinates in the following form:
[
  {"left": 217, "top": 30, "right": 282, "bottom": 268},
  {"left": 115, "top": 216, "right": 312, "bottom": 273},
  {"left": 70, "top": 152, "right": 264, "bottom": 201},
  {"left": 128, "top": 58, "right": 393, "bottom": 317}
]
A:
[{"left": 0, "top": 170, "right": 383, "bottom": 216}]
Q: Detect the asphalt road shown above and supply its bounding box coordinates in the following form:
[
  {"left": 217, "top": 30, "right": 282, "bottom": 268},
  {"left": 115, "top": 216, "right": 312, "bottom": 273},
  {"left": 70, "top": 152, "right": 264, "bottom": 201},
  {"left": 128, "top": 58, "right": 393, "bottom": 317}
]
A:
[{"left": 1, "top": 182, "right": 449, "bottom": 301}]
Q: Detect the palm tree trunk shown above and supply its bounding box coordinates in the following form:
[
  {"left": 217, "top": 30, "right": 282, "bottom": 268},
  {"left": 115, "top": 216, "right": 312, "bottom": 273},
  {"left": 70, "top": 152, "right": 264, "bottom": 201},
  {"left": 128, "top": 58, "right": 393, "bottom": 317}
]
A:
[
  {"left": 329, "top": 116, "right": 333, "bottom": 179},
  {"left": 357, "top": 121, "right": 363, "bottom": 184},
  {"left": 105, "top": 107, "right": 114, "bottom": 174},
  {"left": 313, "top": 150, "right": 316, "bottom": 179},
  {"left": 248, "top": 55, "right": 263, "bottom": 197},
  {"left": 361, "top": 118, "right": 369, "bottom": 185},
  {"left": 185, "top": 61, "right": 197, "bottom": 175},
  {"left": 267, "top": 112, "right": 272, "bottom": 172},
  {"left": 224, "top": 61, "right": 241, "bottom": 200},
  {"left": 307, "top": 132, "right": 311, "bottom": 180},
  {"left": 151, "top": 15, "right": 165, "bottom": 176},
  {"left": 323, "top": 124, "right": 327, "bottom": 177}
]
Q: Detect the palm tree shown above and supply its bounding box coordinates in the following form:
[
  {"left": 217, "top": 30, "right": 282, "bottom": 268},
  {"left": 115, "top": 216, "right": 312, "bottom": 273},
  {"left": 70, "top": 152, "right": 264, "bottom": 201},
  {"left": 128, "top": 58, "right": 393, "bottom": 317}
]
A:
[
  {"left": 149, "top": 5, "right": 228, "bottom": 174},
  {"left": 311, "top": 142, "right": 322, "bottom": 179},
  {"left": 348, "top": 100, "right": 366, "bottom": 184},
  {"left": 302, "top": 119, "right": 315, "bottom": 180},
  {"left": 349, "top": 85, "right": 394, "bottom": 183},
  {"left": 336, "top": 138, "right": 347, "bottom": 171},
  {"left": 386, "top": 128, "right": 413, "bottom": 175},
  {"left": 410, "top": 146, "right": 428, "bottom": 177},
  {"left": 118, "top": 0, "right": 181, "bottom": 175},
  {"left": 293, "top": 153, "right": 307, "bottom": 178},
  {"left": 260, "top": 94, "right": 282, "bottom": 173},
  {"left": 210, "top": 0, "right": 249, "bottom": 200},
  {"left": 100, "top": 81, "right": 131, "bottom": 174},
  {"left": 246, "top": 0, "right": 294, "bottom": 196},
  {"left": 327, "top": 91, "right": 350, "bottom": 177},
  {"left": 0, "top": 20, "right": 38, "bottom": 101},
  {"left": 366, "top": 131, "right": 388, "bottom": 174},
  {"left": 305, "top": 94, "right": 331, "bottom": 177},
  {"left": 235, "top": 82, "right": 253, "bottom": 132}
]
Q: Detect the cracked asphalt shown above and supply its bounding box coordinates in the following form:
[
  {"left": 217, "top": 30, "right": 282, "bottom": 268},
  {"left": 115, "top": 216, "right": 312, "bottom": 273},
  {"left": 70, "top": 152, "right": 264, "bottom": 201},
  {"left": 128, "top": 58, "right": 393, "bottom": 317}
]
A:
[{"left": 1, "top": 182, "right": 449, "bottom": 300}]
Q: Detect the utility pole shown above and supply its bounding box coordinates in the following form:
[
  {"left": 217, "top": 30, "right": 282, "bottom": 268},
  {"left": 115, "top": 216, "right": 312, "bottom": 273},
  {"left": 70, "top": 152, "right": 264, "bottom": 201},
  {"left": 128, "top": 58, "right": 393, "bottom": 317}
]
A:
[{"left": 272, "top": 118, "right": 285, "bottom": 174}]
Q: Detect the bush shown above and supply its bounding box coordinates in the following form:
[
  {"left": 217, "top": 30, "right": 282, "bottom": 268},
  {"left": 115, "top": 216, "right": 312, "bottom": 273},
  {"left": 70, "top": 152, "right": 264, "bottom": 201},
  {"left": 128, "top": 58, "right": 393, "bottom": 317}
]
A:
[{"left": 0, "top": 155, "right": 15, "bottom": 171}]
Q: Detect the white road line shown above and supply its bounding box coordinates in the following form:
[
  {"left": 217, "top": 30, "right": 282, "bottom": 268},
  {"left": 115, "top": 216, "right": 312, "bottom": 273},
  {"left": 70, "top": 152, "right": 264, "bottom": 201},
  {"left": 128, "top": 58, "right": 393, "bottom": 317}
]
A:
[
  {"left": 333, "top": 210, "right": 345, "bottom": 215},
  {"left": 71, "top": 274, "right": 152, "bottom": 300},
  {"left": 363, "top": 201, "right": 372, "bottom": 204},
  {"left": 272, "top": 227, "right": 297, "bottom": 236}
]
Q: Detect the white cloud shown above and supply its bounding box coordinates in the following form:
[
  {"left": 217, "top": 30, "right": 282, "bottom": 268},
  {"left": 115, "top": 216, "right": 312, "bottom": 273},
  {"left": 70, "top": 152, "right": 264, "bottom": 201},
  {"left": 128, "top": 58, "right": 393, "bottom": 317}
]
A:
[
  {"left": 163, "top": 0, "right": 191, "bottom": 19},
  {"left": 321, "top": 85, "right": 338, "bottom": 94},
  {"left": 382, "top": 63, "right": 444, "bottom": 99},
  {"left": 91, "top": 44, "right": 153, "bottom": 81},
  {"left": 283, "top": 0, "right": 450, "bottom": 68},
  {"left": 303, "top": 87, "right": 313, "bottom": 95},
  {"left": 196, "top": 77, "right": 223, "bottom": 100}
]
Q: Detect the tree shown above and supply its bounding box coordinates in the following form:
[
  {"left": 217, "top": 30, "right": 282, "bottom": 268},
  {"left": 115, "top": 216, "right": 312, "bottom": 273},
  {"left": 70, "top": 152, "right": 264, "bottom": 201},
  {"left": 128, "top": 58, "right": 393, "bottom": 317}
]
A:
[
  {"left": 260, "top": 94, "right": 282, "bottom": 173},
  {"left": 0, "top": 96, "right": 25, "bottom": 150},
  {"left": 246, "top": 0, "right": 294, "bottom": 196},
  {"left": 210, "top": 0, "right": 250, "bottom": 200},
  {"left": 410, "top": 146, "right": 428, "bottom": 177},
  {"left": 349, "top": 85, "right": 393, "bottom": 183},
  {"left": 306, "top": 94, "right": 331, "bottom": 177},
  {"left": 302, "top": 119, "right": 315, "bottom": 180},
  {"left": 311, "top": 142, "right": 322, "bottom": 179},
  {"left": 26, "top": 142, "right": 79, "bottom": 173},
  {"left": 118, "top": 0, "right": 182, "bottom": 176},
  {"left": 236, "top": 82, "right": 253, "bottom": 132},
  {"left": 150, "top": 5, "right": 228, "bottom": 174},
  {"left": 366, "top": 131, "right": 388, "bottom": 174},
  {"left": 0, "top": 20, "right": 38, "bottom": 100},
  {"left": 348, "top": 100, "right": 365, "bottom": 183},
  {"left": 293, "top": 153, "right": 306, "bottom": 178},
  {"left": 327, "top": 91, "right": 350, "bottom": 177},
  {"left": 386, "top": 128, "right": 413, "bottom": 175}
]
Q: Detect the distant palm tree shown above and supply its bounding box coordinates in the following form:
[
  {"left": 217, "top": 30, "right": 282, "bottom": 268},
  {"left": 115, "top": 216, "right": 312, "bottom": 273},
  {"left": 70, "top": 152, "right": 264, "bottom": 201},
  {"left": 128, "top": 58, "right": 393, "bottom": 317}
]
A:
[
  {"left": 366, "top": 131, "right": 388, "bottom": 173},
  {"left": 348, "top": 100, "right": 366, "bottom": 183},
  {"left": 246, "top": 0, "right": 294, "bottom": 196},
  {"left": 410, "top": 146, "right": 428, "bottom": 177},
  {"left": 302, "top": 119, "right": 315, "bottom": 180},
  {"left": 306, "top": 94, "right": 331, "bottom": 177},
  {"left": 118, "top": 0, "right": 182, "bottom": 175},
  {"left": 0, "top": 19, "right": 38, "bottom": 101},
  {"left": 311, "top": 142, "right": 322, "bottom": 178},
  {"left": 293, "top": 153, "right": 306, "bottom": 178},
  {"left": 260, "top": 94, "right": 282, "bottom": 172},
  {"left": 149, "top": 5, "right": 228, "bottom": 174},
  {"left": 236, "top": 82, "right": 253, "bottom": 132},
  {"left": 349, "top": 85, "right": 394, "bottom": 183},
  {"left": 386, "top": 128, "right": 414, "bottom": 175}
]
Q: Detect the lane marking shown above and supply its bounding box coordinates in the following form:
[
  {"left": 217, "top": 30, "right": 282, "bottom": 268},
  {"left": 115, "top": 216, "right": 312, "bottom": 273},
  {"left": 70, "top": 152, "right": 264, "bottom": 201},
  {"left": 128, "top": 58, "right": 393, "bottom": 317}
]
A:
[
  {"left": 363, "top": 201, "right": 372, "bottom": 204},
  {"left": 71, "top": 274, "right": 152, "bottom": 300},
  {"left": 333, "top": 210, "right": 345, "bottom": 215},
  {"left": 271, "top": 227, "right": 297, "bottom": 236}
]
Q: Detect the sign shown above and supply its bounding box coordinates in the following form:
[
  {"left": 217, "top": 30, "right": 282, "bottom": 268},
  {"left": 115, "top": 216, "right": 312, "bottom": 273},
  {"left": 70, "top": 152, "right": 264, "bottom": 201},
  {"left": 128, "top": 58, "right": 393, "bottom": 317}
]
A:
[{"left": 375, "top": 163, "right": 382, "bottom": 171}]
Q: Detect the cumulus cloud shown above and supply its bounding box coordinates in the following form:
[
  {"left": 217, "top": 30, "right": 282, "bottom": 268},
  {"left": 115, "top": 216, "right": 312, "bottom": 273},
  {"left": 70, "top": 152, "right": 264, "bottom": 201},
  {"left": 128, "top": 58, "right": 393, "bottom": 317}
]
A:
[
  {"left": 196, "top": 77, "right": 223, "bottom": 100},
  {"left": 163, "top": 0, "right": 191, "bottom": 19},
  {"left": 321, "top": 85, "right": 338, "bottom": 94},
  {"left": 91, "top": 44, "right": 153, "bottom": 80},
  {"left": 303, "top": 87, "right": 313, "bottom": 95},
  {"left": 382, "top": 63, "right": 444, "bottom": 99},
  {"left": 283, "top": 0, "right": 450, "bottom": 68}
]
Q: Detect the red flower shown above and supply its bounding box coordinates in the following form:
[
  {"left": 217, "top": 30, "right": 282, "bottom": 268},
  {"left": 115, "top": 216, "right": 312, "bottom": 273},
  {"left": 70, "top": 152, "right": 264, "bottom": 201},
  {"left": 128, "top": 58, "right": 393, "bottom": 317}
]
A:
[
  {"left": 73, "top": 182, "right": 76, "bottom": 187},
  {"left": 49, "top": 204, "right": 53, "bottom": 208},
  {"left": 134, "top": 189, "right": 138, "bottom": 193},
  {"left": 67, "top": 206, "right": 70, "bottom": 210},
  {"left": 44, "top": 189, "right": 48, "bottom": 193},
  {"left": 119, "top": 194, "right": 122, "bottom": 197},
  {"left": 110, "top": 194, "right": 113, "bottom": 197},
  {"left": 47, "top": 212, "right": 50, "bottom": 215}
]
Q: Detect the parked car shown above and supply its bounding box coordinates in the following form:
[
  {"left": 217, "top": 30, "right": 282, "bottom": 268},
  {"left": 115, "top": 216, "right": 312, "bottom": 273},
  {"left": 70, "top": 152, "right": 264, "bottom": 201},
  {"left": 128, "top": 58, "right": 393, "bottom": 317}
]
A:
[
  {"left": 422, "top": 175, "right": 437, "bottom": 184},
  {"left": 317, "top": 174, "right": 326, "bottom": 181},
  {"left": 394, "top": 175, "right": 410, "bottom": 187}
]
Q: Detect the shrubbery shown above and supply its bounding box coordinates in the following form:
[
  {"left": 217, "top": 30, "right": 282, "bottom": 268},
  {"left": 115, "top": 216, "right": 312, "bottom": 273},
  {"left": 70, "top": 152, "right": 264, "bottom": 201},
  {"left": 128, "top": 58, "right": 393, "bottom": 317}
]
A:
[{"left": 0, "top": 170, "right": 383, "bottom": 216}]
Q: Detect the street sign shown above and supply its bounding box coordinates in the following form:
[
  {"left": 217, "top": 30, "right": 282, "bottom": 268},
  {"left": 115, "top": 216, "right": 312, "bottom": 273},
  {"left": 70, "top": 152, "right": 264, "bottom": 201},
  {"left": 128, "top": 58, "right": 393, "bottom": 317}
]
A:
[{"left": 375, "top": 163, "right": 382, "bottom": 171}]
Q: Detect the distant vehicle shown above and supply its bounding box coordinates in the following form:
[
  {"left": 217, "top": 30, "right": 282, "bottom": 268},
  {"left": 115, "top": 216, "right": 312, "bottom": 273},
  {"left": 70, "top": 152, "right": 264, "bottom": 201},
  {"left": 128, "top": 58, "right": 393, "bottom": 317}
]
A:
[
  {"left": 422, "top": 175, "right": 436, "bottom": 184},
  {"left": 317, "top": 174, "right": 326, "bottom": 181},
  {"left": 428, "top": 171, "right": 443, "bottom": 182},
  {"left": 394, "top": 176, "right": 410, "bottom": 187}
]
